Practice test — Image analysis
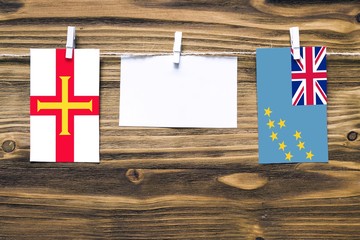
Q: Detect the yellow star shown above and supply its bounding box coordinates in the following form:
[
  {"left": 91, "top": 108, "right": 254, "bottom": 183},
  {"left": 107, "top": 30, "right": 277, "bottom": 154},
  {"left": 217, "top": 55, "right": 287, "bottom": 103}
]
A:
[
  {"left": 297, "top": 141, "right": 305, "bottom": 150},
  {"left": 278, "top": 119, "right": 286, "bottom": 128},
  {"left": 267, "top": 119, "right": 275, "bottom": 129},
  {"left": 264, "top": 107, "right": 272, "bottom": 117},
  {"left": 278, "top": 141, "right": 287, "bottom": 151},
  {"left": 270, "top": 131, "right": 278, "bottom": 141},
  {"left": 293, "top": 130, "right": 301, "bottom": 140},
  {"left": 306, "top": 151, "right": 314, "bottom": 160},
  {"left": 285, "top": 151, "right": 293, "bottom": 161}
]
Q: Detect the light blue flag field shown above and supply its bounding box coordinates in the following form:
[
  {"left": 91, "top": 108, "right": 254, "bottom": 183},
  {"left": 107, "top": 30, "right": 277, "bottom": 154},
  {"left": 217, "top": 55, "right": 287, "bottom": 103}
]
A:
[{"left": 256, "top": 48, "right": 328, "bottom": 164}]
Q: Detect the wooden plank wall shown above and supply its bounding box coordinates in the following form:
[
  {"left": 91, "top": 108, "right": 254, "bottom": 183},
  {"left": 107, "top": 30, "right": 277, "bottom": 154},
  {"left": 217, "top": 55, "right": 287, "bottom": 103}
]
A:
[{"left": 0, "top": 0, "right": 359, "bottom": 239}]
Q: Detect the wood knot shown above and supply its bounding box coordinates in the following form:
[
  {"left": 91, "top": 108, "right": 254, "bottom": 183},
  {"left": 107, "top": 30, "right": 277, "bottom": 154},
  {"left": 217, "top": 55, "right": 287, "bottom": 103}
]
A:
[
  {"left": 356, "top": 13, "right": 360, "bottom": 23},
  {"left": 125, "top": 169, "right": 144, "bottom": 185},
  {"left": 255, "top": 237, "right": 265, "bottom": 240},
  {"left": 347, "top": 131, "right": 358, "bottom": 141},
  {"left": 218, "top": 173, "right": 268, "bottom": 190},
  {"left": 2, "top": 140, "right": 16, "bottom": 153}
]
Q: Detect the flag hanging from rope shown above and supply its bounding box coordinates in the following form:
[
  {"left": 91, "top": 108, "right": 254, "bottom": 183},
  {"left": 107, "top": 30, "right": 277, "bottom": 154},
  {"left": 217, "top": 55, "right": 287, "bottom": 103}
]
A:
[
  {"left": 256, "top": 47, "right": 328, "bottom": 164},
  {"left": 30, "top": 49, "right": 100, "bottom": 163}
]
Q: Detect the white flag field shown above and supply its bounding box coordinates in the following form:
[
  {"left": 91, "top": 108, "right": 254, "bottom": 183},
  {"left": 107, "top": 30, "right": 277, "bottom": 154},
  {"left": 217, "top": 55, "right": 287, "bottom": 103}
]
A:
[{"left": 119, "top": 55, "right": 238, "bottom": 128}]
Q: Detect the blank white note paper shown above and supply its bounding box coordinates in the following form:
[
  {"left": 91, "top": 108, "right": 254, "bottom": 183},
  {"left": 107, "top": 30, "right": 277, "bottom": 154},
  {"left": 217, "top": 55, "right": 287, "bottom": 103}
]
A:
[{"left": 119, "top": 56, "right": 237, "bottom": 128}]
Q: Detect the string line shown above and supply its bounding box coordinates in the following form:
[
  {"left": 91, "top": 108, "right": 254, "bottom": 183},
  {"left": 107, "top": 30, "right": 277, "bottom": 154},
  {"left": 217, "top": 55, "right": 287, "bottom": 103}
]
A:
[{"left": 0, "top": 51, "right": 359, "bottom": 58}]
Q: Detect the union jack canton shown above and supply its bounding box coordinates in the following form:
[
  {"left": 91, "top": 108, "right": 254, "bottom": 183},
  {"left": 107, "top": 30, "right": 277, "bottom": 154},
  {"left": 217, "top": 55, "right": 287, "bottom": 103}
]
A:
[{"left": 291, "top": 46, "right": 327, "bottom": 106}]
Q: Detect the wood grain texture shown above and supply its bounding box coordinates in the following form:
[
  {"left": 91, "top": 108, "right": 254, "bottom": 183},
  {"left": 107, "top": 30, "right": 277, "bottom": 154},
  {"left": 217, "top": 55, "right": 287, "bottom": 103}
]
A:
[{"left": 0, "top": 0, "right": 359, "bottom": 239}]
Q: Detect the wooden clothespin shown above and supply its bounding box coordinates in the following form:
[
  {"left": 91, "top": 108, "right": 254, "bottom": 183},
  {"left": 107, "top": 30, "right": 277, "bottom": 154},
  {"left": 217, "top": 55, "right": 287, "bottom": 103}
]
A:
[
  {"left": 290, "top": 27, "right": 300, "bottom": 60},
  {"left": 66, "top": 26, "right": 76, "bottom": 59},
  {"left": 173, "top": 31, "right": 182, "bottom": 64}
]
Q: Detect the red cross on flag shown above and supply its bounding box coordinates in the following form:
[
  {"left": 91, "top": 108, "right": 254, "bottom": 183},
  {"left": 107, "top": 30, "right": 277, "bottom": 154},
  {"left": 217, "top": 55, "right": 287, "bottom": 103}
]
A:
[{"left": 30, "top": 49, "right": 100, "bottom": 163}]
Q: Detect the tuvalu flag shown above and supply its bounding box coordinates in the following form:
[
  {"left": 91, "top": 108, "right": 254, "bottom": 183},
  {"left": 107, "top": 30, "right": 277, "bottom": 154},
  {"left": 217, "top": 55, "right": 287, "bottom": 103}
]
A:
[
  {"left": 256, "top": 47, "right": 328, "bottom": 164},
  {"left": 30, "top": 49, "right": 100, "bottom": 163}
]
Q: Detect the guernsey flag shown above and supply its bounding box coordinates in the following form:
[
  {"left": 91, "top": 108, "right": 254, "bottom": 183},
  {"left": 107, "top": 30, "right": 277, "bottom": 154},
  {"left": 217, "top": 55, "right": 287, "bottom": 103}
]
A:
[{"left": 30, "top": 49, "right": 100, "bottom": 163}]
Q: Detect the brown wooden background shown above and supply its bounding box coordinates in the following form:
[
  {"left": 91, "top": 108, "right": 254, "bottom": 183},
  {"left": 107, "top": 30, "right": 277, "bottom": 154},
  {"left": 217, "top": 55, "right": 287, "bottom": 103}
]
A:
[{"left": 1, "top": 0, "right": 360, "bottom": 239}]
